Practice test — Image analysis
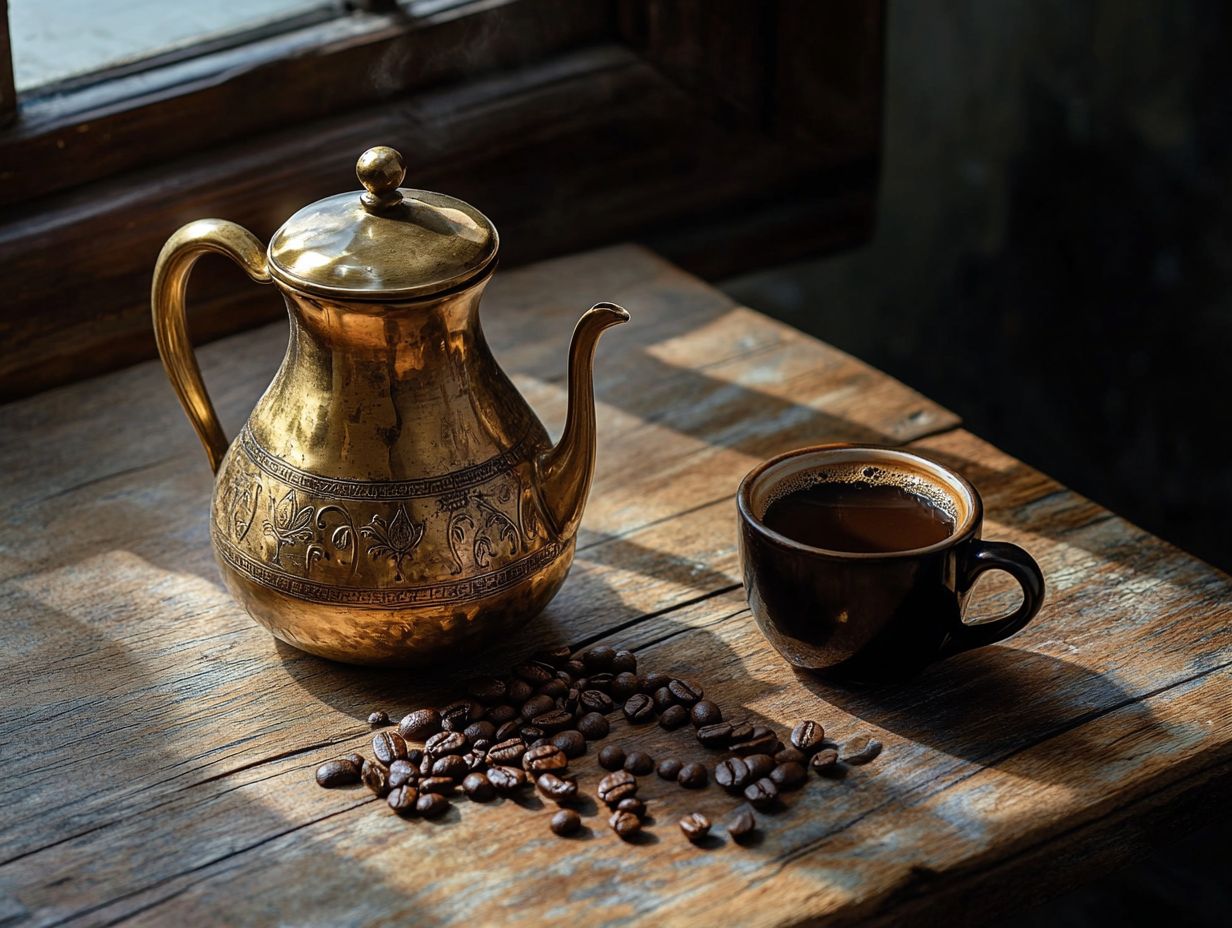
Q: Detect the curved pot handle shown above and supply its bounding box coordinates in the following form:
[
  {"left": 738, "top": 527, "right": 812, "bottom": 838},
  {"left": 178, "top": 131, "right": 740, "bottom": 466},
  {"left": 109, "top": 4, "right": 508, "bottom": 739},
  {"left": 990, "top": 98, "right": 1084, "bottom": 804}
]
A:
[{"left": 151, "top": 219, "right": 271, "bottom": 473}]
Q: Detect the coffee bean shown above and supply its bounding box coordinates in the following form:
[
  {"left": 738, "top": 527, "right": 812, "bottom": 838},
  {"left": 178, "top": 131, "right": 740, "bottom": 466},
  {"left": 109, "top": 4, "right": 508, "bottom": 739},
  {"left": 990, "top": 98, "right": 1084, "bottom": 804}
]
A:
[
  {"left": 609, "top": 809, "right": 642, "bottom": 839},
  {"left": 416, "top": 792, "right": 449, "bottom": 818},
  {"left": 493, "top": 719, "right": 522, "bottom": 742},
  {"left": 616, "top": 796, "right": 646, "bottom": 817},
  {"left": 419, "top": 776, "right": 456, "bottom": 795},
  {"left": 508, "top": 679, "right": 533, "bottom": 704},
  {"left": 586, "top": 672, "right": 614, "bottom": 693},
  {"left": 579, "top": 689, "right": 614, "bottom": 714},
  {"left": 677, "top": 762, "right": 708, "bottom": 789},
  {"left": 770, "top": 761, "right": 807, "bottom": 790},
  {"left": 597, "top": 770, "right": 638, "bottom": 805},
  {"left": 487, "top": 704, "right": 518, "bottom": 725},
  {"left": 487, "top": 737, "right": 526, "bottom": 766},
  {"left": 652, "top": 686, "right": 677, "bottom": 713},
  {"left": 431, "top": 755, "right": 469, "bottom": 780},
  {"left": 521, "top": 694, "right": 556, "bottom": 720},
  {"left": 727, "top": 721, "right": 755, "bottom": 744},
  {"left": 714, "top": 757, "right": 752, "bottom": 791},
  {"left": 668, "top": 679, "right": 703, "bottom": 706},
  {"left": 368, "top": 710, "right": 390, "bottom": 726},
  {"left": 462, "top": 772, "right": 495, "bottom": 802},
  {"left": 519, "top": 725, "right": 545, "bottom": 741},
  {"left": 399, "top": 708, "right": 441, "bottom": 741},
  {"left": 657, "top": 758, "right": 684, "bottom": 780},
  {"left": 462, "top": 720, "right": 496, "bottom": 744},
  {"left": 775, "top": 747, "right": 808, "bottom": 766},
  {"left": 624, "top": 751, "right": 654, "bottom": 775},
  {"left": 598, "top": 744, "right": 626, "bottom": 771},
  {"left": 522, "top": 743, "right": 568, "bottom": 774},
  {"left": 424, "top": 731, "right": 468, "bottom": 758},
  {"left": 551, "top": 808, "right": 582, "bottom": 836},
  {"left": 405, "top": 747, "right": 424, "bottom": 765},
  {"left": 371, "top": 731, "right": 407, "bottom": 766},
  {"left": 690, "top": 700, "right": 723, "bottom": 727},
  {"left": 486, "top": 765, "right": 527, "bottom": 793},
  {"left": 730, "top": 732, "right": 778, "bottom": 757},
  {"left": 441, "top": 699, "right": 483, "bottom": 731},
  {"left": 551, "top": 730, "right": 586, "bottom": 759},
  {"left": 564, "top": 659, "right": 586, "bottom": 677},
  {"left": 744, "top": 777, "right": 778, "bottom": 810},
  {"left": 658, "top": 704, "right": 689, "bottom": 730},
  {"left": 513, "top": 661, "right": 555, "bottom": 685},
  {"left": 536, "top": 772, "right": 579, "bottom": 804},
  {"left": 361, "top": 759, "right": 390, "bottom": 797},
  {"left": 466, "top": 676, "right": 508, "bottom": 704},
  {"left": 696, "top": 722, "right": 733, "bottom": 748},
  {"left": 611, "top": 672, "right": 641, "bottom": 700},
  {"left": 679, "top": 812, "right": 711, "bottom": 842},
  {"left": 790, "top": 720, "right": 826, "bottom": 754},
  {"left": 315, "top": 759, "right": 360, "bottom": 788},
  {"left": 623, "top": 693, "right": 655, "bottom": 723},
  {"left": 387, "top": 784, "right": 418, "bottom": 813},
  {"left": 341, "top": 752, "right": 366, "bottom": 767},
  {"left": 531, "top": 708, "right": 574, "bottom": 733},
  {"left": 419, "top": 755, "right": 434, "bottom": 776},
  {"left": 463, "top": 751, "right": 487, "bottom": 772},
  {"left": 841, "top": 735, "right": 883, "bottom": 765},
  {"left": 581, "top": 645, "right": 616, "bottom": 671},
  {"left": 538, "top": 678, "right": 568, "bottom": 700},
  {"left": 576, "top": 712, "right": 610, "bottom": 740},
  {"left": 726, "top": 806, "right": 757, "bottom": 843},
  {"left": 641, "top": 672, "right": 671, "bottom": 693},
  {"left": 556, "top": 669, "right": 576, "bottom": 686},
  {"left": 810, "top": 747, "right": 842, "bottom": 776},
  {"left": 388, "top": 759, "right": 418, "bottom": 788},
  {"left": 534, "top": 645, "right": 573, "bottom": 668},
  {"left": 744, "top": 754, "right": 776, "bottom": 779},
  {"left": 559, "top": 688, "right": 580, "bottom": 714},
  {"left": 611, "top": 649, "right": 638, "bottom": 674}
]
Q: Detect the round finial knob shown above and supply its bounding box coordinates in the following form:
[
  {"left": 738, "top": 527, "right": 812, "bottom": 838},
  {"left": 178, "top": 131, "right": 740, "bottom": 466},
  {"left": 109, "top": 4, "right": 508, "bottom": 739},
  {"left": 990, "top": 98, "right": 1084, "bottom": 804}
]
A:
[{"left": 357, "top": 146, "right": 406, "bottom": 212}]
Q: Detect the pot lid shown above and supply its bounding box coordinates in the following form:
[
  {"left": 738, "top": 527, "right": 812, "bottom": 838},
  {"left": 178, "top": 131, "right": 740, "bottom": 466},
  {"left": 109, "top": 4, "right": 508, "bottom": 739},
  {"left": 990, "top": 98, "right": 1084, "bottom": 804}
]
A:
[{"left": 267, "top": 146, "right": 498, "bottom": 300}]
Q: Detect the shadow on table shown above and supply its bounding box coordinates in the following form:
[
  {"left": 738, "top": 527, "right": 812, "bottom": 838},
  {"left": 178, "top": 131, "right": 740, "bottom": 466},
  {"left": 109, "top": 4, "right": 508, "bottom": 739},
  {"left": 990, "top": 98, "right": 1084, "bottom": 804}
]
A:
[{"left": 796, "top": 645, "right": 1165, "bottom": 784}]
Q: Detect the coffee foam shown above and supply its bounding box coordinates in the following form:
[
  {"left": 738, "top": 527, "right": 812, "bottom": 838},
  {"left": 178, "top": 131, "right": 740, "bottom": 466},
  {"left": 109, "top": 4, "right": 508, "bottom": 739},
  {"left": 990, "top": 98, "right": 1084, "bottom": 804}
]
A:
[{"left": 760, "top": 461, "right": 960, "bottom": 523}]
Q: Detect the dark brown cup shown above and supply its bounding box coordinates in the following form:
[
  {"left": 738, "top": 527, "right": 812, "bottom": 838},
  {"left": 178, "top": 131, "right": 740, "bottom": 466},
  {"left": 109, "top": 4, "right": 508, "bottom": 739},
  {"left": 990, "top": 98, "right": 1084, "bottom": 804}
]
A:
[{"left": 737, "top": 445, "right": 1045, "bottom": 681}]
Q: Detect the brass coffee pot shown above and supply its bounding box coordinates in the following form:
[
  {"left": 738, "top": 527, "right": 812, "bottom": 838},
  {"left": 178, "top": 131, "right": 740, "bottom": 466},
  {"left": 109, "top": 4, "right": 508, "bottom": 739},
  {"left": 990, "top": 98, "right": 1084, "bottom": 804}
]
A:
[{"left": 152, "top": 146, "right": 628, "bottom": 665}]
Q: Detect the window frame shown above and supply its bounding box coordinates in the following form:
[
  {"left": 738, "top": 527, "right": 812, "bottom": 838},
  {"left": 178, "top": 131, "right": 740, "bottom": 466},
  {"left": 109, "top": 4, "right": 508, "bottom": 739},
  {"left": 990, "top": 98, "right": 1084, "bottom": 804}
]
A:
[{"left": 0, "top": 0, "right": 884, "bottom": 400}]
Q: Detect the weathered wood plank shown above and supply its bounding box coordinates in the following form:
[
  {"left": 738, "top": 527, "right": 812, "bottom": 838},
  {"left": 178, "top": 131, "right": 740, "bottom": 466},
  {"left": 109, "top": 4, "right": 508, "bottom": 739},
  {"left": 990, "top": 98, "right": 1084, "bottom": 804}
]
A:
[
  {"left": 1, "top": 247, "right": 1228, "bottom": 927},
  {"left": 3, "top": 424, "right": 1228, "bottom": 926}
]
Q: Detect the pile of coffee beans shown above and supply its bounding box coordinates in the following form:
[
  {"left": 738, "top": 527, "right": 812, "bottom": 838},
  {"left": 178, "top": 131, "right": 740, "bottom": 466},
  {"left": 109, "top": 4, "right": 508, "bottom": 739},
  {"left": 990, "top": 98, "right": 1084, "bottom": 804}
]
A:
[{"left": 315, "top": 642, "right": 883, "bottom": 845}]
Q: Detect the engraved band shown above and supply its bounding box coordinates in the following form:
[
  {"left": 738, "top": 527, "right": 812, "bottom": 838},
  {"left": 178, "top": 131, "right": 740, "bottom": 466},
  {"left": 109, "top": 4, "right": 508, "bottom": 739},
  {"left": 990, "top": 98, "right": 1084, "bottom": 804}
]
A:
[
  {"left": 215, "top": 533, "right": 564, "bottom": 607},
  {"left": 237, "top": 425, "right": 537, "bottom": 500}
]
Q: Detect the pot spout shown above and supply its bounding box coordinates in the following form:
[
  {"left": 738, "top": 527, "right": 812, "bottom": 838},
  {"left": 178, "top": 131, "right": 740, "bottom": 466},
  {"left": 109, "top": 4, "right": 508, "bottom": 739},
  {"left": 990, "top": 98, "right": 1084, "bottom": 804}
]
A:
[{"left": 536, "top": 302, "right": 630, "bottom": 539}]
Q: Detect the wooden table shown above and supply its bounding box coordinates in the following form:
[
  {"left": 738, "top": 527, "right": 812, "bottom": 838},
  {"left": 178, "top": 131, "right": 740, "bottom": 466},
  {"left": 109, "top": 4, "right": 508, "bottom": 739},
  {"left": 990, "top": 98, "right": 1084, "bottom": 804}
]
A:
[{"left": 2, "top": 246, "right": 1229, "bottom": 927}]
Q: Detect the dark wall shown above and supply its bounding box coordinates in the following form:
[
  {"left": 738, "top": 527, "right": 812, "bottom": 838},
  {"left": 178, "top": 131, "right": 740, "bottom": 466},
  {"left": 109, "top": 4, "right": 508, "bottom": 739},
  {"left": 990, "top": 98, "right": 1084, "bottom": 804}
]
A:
[{"left": 724, "top": 0, "right": 1232, "bottom": 570}]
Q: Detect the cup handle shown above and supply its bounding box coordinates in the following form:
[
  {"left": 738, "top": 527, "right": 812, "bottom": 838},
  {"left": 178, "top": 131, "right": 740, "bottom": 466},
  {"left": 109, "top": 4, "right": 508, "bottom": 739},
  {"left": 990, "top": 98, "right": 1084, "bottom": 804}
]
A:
[
  {"left": 947, "top": 540, "right": 1045, "bottom": 652},
  {"left": 151, "top": 219, "right": 271, "bottom": 473}
]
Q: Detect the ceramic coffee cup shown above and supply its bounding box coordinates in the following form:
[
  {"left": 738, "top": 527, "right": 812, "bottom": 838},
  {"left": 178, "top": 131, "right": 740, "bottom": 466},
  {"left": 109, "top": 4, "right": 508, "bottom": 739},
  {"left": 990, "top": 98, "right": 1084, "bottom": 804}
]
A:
[{"left": 737, "top": 444, "right": 1045, "bottom": 680}]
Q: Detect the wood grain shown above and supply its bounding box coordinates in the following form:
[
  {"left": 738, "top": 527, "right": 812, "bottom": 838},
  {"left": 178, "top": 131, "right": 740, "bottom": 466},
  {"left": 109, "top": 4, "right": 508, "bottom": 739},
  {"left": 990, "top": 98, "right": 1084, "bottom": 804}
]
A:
[{"left": 1, "top": 246, "right": 1228, "bottom": 927}]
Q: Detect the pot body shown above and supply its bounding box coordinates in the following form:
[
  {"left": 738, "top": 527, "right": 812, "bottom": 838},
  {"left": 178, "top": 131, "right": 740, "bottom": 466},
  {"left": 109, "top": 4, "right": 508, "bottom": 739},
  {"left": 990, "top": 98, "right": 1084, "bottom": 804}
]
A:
[{"left": 209, "top": 276, "right": 571, "bottom": 664}]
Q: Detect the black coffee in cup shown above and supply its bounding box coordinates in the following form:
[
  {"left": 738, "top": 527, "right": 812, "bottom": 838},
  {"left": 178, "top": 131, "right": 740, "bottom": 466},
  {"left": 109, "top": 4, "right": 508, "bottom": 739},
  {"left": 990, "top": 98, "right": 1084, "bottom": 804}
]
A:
[
  {"left": 738, "top": 445, "right": 1045, "bottom": 680},
  {"left": 761, "top": 465, "right": 957, "bottom": 553}
]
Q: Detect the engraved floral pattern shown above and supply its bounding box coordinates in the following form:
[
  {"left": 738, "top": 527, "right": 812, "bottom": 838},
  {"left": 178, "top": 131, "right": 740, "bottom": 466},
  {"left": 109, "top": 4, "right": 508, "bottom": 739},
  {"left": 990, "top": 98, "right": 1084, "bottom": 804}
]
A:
[
  {"left": 263, "top": 490, "right": 315, "bottom": 566},
  {"left": 215, "top": 432, "right": 556, "bottom": 596},
  {"left": 360, "top": 504, "right": 425, "bottom": 582},
  {"left": 306, "top": 504, "right": 359, "bottom": 577}
]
